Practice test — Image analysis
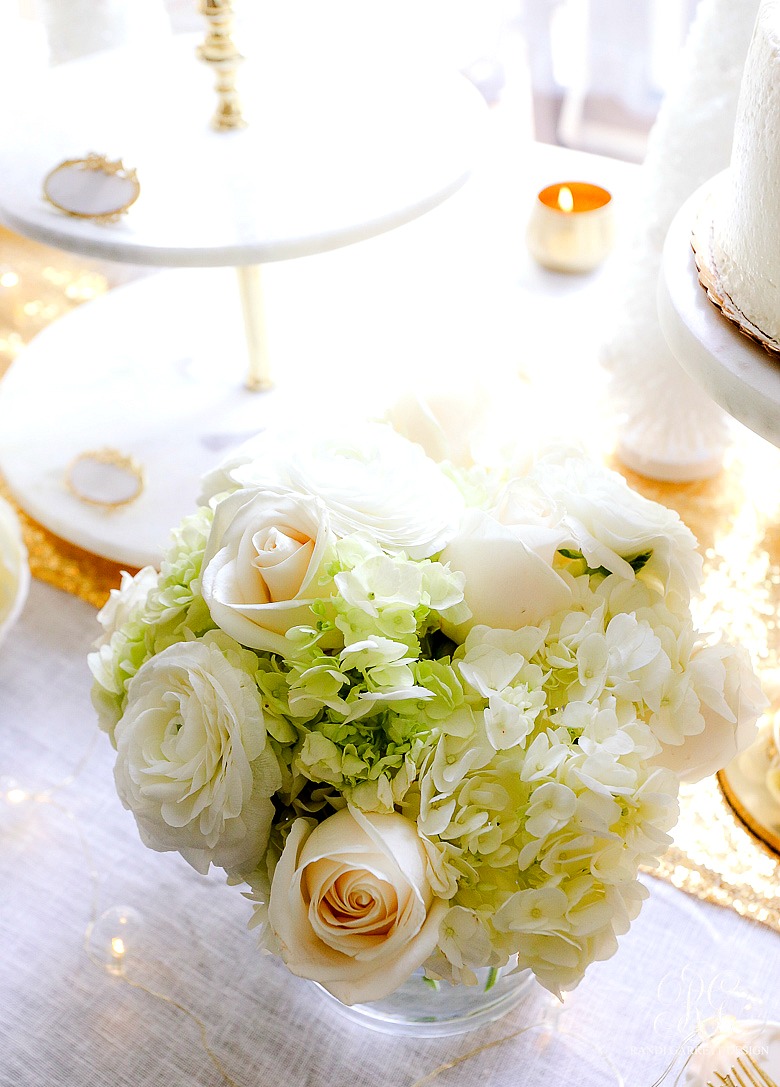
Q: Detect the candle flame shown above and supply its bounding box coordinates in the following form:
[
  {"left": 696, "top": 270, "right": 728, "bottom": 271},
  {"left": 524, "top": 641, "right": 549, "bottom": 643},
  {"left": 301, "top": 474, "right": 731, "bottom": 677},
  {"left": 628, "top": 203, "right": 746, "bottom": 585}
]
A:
[
  {"left": 111, "top": 937, "right": 126, "bottom": 959},
  {"left": 557, "top": 185, "right": 574, "bottom": 213}
]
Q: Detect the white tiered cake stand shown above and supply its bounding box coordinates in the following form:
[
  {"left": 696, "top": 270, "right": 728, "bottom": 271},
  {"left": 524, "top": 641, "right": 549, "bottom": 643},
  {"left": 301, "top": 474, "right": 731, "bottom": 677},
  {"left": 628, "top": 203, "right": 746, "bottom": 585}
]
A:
[
  {"left": 659, "top": 176, "right": 780, "bottom": 855},
  {"left": 0, "top": 33, "right": 487, "bottom": 566}
]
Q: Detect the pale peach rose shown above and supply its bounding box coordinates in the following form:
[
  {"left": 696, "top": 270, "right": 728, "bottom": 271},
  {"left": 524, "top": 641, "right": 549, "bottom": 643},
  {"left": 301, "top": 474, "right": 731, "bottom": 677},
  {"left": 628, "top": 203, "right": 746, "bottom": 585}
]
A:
[
  {"left": 201, "top": 487, "right": 334, "bottom": 655},
  {"left": 268, "top": 808, "right": 447, "bottom": 1005}
]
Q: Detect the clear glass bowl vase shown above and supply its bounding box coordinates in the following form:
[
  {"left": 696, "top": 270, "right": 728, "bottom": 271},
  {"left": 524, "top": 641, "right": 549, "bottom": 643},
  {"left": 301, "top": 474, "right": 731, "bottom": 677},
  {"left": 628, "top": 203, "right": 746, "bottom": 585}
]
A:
[{"left": 316, "top": 964, "right": 534, "bottom": 1037}]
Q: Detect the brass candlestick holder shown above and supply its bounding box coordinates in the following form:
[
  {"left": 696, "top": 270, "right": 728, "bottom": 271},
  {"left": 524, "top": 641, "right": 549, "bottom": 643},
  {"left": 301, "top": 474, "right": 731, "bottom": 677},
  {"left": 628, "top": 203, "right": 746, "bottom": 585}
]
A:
[{"left": 197, "top": 0, "right": 246, "bottom": 131}]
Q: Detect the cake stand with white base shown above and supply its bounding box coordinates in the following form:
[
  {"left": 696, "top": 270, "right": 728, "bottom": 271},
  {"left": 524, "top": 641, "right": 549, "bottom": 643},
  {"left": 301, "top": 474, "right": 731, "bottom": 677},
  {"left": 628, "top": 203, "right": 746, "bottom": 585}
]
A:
[
  {"left": 659, "top": 178, "right": 780, "bottom": 855},
  {"left": 0, "top": 33, "right": 487, "bottom": 566}
]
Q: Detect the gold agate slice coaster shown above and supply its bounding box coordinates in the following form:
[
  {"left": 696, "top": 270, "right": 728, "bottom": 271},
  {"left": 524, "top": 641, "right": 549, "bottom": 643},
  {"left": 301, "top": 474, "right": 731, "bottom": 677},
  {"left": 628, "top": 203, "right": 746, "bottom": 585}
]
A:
[
  {"left": 65, "top": 449, "right": 144, "bottom": 510},
  {"left": 43, "top": 154, "right": 140, "bottom": 224}
]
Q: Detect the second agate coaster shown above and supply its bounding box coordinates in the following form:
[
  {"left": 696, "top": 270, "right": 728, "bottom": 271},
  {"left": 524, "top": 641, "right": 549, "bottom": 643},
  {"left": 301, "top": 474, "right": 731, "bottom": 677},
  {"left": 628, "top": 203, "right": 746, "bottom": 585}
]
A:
[{"left": 690, "top": 172, "right": 780, "bottom": 357}]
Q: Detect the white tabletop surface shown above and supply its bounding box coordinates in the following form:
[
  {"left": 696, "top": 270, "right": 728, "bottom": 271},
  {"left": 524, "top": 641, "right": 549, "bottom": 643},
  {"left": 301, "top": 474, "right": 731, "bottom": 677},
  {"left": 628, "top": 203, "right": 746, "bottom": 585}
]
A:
[
  {"left": 0, "top": 33, "right": 487, "bottom": 267},
  {"left": 659, "top": 180, "right": 780, "bottom": 449},
  {"left": 2, "top": 80, "right": 780, "bottom": 1087}
]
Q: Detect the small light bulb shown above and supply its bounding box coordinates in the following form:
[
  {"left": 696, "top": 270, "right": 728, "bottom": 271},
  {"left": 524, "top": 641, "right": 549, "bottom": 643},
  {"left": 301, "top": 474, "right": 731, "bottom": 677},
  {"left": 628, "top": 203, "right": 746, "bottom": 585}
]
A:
[
  {"left": 0, "top": 778, "right": 29, "bottom": 806},
  {"left": 86, "top": 905, "right": 144, "bottom": 976}
]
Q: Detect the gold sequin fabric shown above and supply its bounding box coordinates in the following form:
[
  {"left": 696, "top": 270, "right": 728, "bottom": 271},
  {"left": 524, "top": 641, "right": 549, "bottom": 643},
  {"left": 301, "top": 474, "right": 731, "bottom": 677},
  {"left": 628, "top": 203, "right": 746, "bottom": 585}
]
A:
[
  {"left": 651, "top": 775, "right": 780, "bottom": 935},
  {"left": 0, "top": 226, "right": 126, "bottom": 607}
]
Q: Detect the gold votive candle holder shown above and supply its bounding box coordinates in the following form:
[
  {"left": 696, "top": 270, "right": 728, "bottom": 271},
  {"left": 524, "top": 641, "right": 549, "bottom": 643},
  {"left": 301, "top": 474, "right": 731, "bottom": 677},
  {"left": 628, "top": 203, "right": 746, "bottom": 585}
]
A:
[{"left": 526, "top": 181, "right": 614, "bottom": 273}]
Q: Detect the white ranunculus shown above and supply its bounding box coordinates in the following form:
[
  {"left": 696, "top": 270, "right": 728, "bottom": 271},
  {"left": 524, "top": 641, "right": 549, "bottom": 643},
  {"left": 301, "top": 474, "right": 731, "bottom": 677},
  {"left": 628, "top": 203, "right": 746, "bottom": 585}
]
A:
[
  {"left": 0, "top": 497, "right": 29, "bottom": 645},
  {"left": 500, "top": 456, "right": 702, "bottom": 601},
  {"left": 653, "top": 643, "right": 767, "bottom": 783},
  {"left": 439, "top": 509, "right": 572, "bottom": 643},
  {"left": 201, "top": 487, "right": 335, "bottom": 655},
  {"left": 198, "top": 429, "right": 278, "bottom": 505},
  {"left": 268, "top": 807, "right": 448, "bottom": 1005},
  {"left": 94, "top": 566, "right": 158, "bottom": 646},
  {"left": 384, "top": 384, "right": 492, "bottom": 467},
  {"left": 201, "top": 422, "right": 464, "bottom": 560},
  {"left": 113, "top": 633, "right": 281, "bottom": 876}
]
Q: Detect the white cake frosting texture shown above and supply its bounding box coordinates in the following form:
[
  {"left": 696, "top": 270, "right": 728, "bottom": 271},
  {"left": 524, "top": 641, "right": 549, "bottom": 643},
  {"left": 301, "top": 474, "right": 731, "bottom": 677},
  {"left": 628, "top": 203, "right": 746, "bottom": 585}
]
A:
[{"left": 713, "top": 0, "right": 780, "bottom": 341}]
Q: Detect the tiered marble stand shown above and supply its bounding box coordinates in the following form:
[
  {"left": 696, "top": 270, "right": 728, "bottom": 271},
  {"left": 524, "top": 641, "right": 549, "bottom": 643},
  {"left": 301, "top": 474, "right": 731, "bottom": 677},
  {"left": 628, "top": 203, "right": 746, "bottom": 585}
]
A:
[
  {"left": 0, "top": 34, "right": 487, "bottom": 565},
  {"left": 659, "top": 178, "right": 780, "bottom": 854}
]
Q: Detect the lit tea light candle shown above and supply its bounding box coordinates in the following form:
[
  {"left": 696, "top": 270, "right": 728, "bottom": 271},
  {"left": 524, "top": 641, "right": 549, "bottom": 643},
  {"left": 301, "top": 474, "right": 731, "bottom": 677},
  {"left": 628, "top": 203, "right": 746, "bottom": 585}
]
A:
[{"left": 526, "top": 181, "right": 614, "bottom": 273}]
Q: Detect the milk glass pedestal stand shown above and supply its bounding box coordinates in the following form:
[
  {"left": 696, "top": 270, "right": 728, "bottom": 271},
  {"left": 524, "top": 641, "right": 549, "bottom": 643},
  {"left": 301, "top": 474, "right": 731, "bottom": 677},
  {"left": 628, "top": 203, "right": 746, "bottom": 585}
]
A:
[
  {"left": 659, "top": 178, "right": 780, "bottom": 854},
  {"left": 0, "top": 34, "right": 486, "bottom": 566}
]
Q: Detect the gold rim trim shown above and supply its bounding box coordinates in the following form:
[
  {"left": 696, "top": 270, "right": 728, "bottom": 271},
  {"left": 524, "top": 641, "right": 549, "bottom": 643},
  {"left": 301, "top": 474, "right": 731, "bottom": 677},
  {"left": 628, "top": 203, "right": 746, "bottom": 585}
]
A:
[
  {"left": 64, "top": 447, "right": 145, "bottom": 510},
  {"left": 718, "top": 768, "right": 780, "bottom": 858},
  {"left": 43, "top": 154, "right": 140, "bottom": 225}
]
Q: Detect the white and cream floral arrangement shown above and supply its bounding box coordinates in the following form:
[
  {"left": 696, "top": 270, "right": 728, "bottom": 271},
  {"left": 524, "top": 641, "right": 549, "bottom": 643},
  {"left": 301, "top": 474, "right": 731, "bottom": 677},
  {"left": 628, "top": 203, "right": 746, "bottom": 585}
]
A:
[
  {"left": 0, "top": 496, "right": 29, "bottom": 646},
  {"left": 90, "top": 423, "right": 765, "bottom": 1006}
]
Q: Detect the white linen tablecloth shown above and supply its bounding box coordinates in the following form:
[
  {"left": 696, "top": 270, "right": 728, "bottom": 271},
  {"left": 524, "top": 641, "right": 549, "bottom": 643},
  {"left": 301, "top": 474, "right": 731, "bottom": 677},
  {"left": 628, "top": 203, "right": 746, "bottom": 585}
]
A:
[{"left": 1, "top": 582, "right": 780, "bottom": 1087}]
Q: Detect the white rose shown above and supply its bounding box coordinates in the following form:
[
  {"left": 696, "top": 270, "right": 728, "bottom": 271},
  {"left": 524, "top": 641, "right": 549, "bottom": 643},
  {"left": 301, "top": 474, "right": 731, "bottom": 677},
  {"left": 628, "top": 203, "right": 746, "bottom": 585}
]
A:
[
  {"left": 202, "top": 487, "right": 335, "bottom": 655},
  {"left": 500, "top": 456, "right": 701, "bottom": 601},
  {"left": 94, "top": 566, "right": 158, "bottom": 646},
  {"left": 113, "top": 633, "right": 281, "bottom": 875},
  {"left": 439, "top": 509, "right": 572, "bottom": 643},
  {"left": 653, "top": 643, "right": 767, "bottom": 783},
  {"left": 201, "top": 422, "right": 464, "bottom": 560},
  {"left": 268, "top": 807, "right": 448, "bottom": 1005},
  {"left": 0, "top": 497, "right": 29, "bottom": 645}
]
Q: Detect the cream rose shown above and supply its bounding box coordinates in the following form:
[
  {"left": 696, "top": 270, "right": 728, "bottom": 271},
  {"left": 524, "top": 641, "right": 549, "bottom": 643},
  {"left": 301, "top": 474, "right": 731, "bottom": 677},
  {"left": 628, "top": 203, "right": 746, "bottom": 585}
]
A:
[
  {"left": 0, "top": 496, "right": 29, "bottom": 646},
  {"left": 653, "top": 643, "right": 767, "bottom": 783},
  {"left": 439, "top": 509, "right": 572, "bottom": 643},
  {"left": 113, "top": 633, "right": 281, "bottom": 876},
  {"left": 201, "top": 422, "right": 464, "bottom": 560},
  {"left": 202, "top": 487, "right": 334, "bottom": 655},
  {"left": 268, "top": 807, "right": 448, "bottom": 1005}
]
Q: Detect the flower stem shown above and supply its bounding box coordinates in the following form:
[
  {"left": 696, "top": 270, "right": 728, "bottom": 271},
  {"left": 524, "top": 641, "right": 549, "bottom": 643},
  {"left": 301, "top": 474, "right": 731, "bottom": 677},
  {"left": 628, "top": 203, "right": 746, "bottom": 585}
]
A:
[{"left": 484, "top": 967, "right": 499, "bottom": 992}]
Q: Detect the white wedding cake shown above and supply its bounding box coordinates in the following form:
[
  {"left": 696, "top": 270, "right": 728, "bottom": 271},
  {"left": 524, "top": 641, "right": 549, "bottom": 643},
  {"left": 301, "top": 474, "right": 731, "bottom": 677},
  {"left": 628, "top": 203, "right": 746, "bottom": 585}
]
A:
[{"left": 711, "top": 0, "right": 780, "bottom": 342}]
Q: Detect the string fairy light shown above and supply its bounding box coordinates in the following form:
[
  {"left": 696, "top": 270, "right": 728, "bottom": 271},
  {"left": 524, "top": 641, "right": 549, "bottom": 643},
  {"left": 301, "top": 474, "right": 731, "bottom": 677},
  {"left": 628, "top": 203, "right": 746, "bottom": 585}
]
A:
[
  {"left": 407, "top": 1017, "right": 627, "bottom": 1087},
  {"left": 83, "top": 903, "right": 242, "bottom": 1087}
]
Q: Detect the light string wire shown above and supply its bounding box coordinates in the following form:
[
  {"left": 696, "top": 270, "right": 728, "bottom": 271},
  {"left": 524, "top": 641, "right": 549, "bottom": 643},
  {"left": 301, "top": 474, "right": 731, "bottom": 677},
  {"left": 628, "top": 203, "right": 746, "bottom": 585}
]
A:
[
  {"left": 408, "top": 1018, "right": 627, "bottom": 1087},
  {"left": 4, "top": 739, "right": 243, "bottom": 1087},
  {"left": 647, "top": 1028, "right": 705, "bottom": 1087}
]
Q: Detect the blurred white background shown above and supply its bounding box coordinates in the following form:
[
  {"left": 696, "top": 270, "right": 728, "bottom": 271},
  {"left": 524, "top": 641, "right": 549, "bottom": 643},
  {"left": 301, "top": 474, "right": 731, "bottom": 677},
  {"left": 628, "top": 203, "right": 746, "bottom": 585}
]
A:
[{"left": 2, "top": 0, "right": 701, "bottom": 162}]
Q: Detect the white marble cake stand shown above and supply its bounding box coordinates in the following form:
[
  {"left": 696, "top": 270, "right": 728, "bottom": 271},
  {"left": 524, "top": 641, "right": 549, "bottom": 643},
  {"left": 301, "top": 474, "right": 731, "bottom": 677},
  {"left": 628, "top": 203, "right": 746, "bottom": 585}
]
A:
[
  {"left": 0, "top": 35, "right": 487, "bottom": 565},
  {"left": 659, "top": 179, "right": 780, "bottom": 857}
]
